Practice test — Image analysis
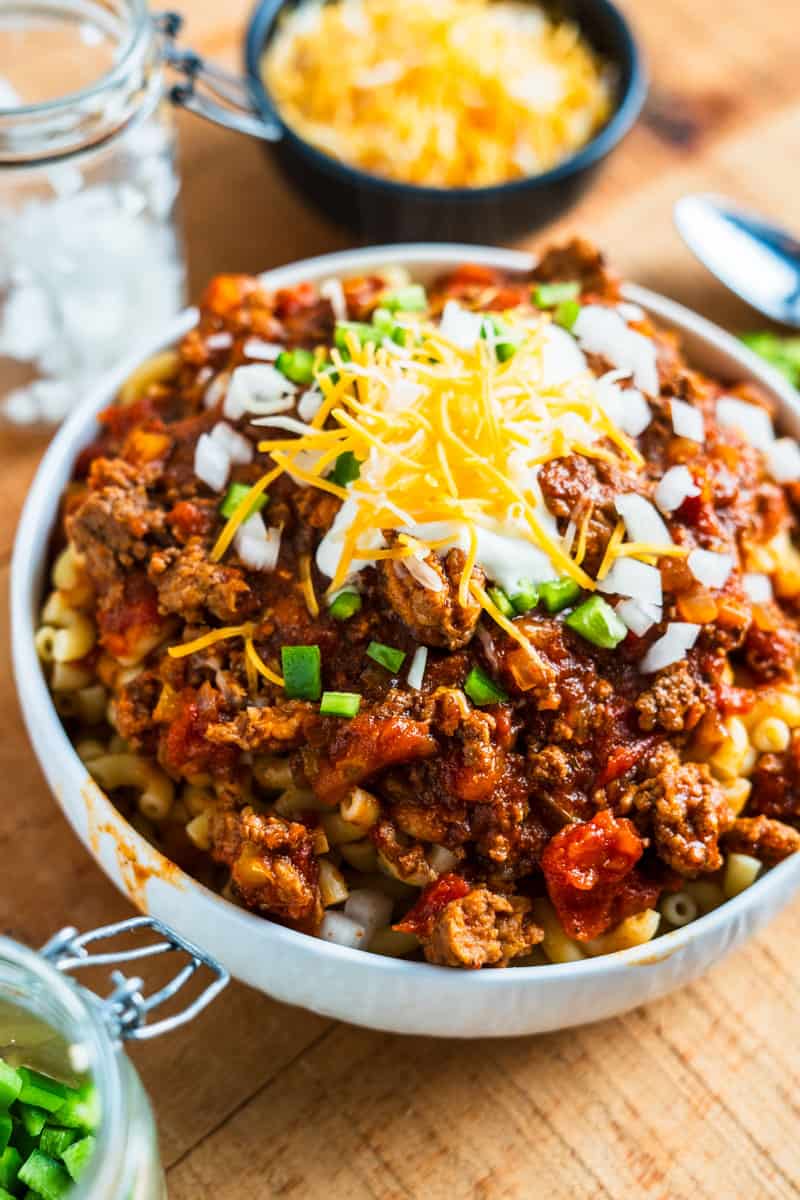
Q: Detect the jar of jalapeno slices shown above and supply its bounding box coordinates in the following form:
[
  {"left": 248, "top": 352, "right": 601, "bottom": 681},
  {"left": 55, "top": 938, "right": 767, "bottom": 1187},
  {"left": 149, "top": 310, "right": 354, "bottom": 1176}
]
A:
[{"left": 0, "top": 918, "right": 227, "bottom": 1198}]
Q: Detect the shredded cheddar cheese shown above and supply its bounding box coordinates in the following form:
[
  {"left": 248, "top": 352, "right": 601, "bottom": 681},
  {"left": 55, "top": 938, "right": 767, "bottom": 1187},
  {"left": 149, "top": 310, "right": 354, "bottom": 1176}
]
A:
[
  {"left": 263, "top": 0, "right": 613, "bottom": 188},
  {"left": 298, "top": 553, "right": 320, "bottom": 617},
  {"left": 211, "top": 298, "right": 670, "bottom": 647},
  {"left": 169, "top": 624, "right": 285, "bottom": 688}
]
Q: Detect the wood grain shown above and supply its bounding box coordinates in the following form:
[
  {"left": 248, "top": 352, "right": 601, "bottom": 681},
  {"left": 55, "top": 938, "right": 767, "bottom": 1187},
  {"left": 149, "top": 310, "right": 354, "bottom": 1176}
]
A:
[{"left": 3, "top": 0, "right": 800, "bottom": 1195}]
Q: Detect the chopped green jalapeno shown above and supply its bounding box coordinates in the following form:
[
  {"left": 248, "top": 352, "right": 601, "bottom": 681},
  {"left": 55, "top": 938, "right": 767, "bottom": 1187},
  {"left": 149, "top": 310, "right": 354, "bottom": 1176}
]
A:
[
  {"left": 17, "top": 1105, "right": 47, "bottom": 1138},
  {"left": 464, "top": 666, "right": 508, "bottom": 706},
  {"left": 276, "top": 348, "right": 315, "bottom": 385},
  {"left": 554, "top": 298, "right": 581, "bottom": 331},
  {"left": 0, "top": 1186, "right": 14, "bottom": 1200},
  {"left": 52, "top": 1083, "right": 100, "bottom": 1132},
  {"left": 334, "top": 321, "right": 383, "bottom": 354},
  {"left": 487, "top": 586, "right": 515, "bottom": 618},
  {"left": 61, "top": 1136, "right": 96, "bottom": 1183},
  {"left": 539, "top": 577, "right": 582, "bottom": 613},
  {"left": 16, "top": 1071, "right": 68, "bottom": 1116},
  {"left": 481, "top": 314, "right": 522, "bottom": 362},
  {"left": 366, "top": 641, "right": 406, "bottom": 673},
  {"left": 0, "top": 1147, "right": 22, "bottom": 1191},
  {"left": 510, "top": 583, "right": 540, "bottom": 614},
  {"left": 18, "top": 1149, "right": 71, "bottom": 1199},
  {"left": 38, "top": 1130, "right": 76, "bottom": 1160},
  {"left": 382, "top": 284, "right": 427, "bottom": 313},
  {"left": 219, "top": 482, "right": 268, "bottom": 520},
  {"left": 0, "top": 1117, "right": 10, "bottom": 1156},
  {"left": 532, "top": 281, "right": 581, "bottom": 309},
  {"left": 565, "top": 595, "right": 628, "bottom": 649},
  {"left": 330, "top": 451, "right": 361, "bottom": 487},
  {"left": 371, "top": 307, "right": 396, "bottom": 334},
  {"left": 328, "top": 590, "right": 362, "bottom": 621},
  {"left": 0, "top": 1063, "right": 21, "bottom": 1111},
  {"left": 320, "top": 691, "right": 361, "bottom": 718},
  {"left": 281, "top": 645, "right": 322, "bottom": 700}
]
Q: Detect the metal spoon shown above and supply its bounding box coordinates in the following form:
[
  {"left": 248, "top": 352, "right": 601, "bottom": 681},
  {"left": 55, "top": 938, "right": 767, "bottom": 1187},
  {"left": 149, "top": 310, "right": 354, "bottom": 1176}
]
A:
[{"left": 674, "top": 194, "right": 800, "bottom": 327}]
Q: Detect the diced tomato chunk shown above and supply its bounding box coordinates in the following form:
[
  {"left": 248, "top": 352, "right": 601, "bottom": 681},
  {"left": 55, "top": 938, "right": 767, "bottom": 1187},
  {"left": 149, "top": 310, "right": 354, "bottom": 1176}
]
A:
[
  {"left": 541, "top": 810, "right": 646, "bottom": 941},
  {"left": 167, "top": 500, "right": 214, "bottom": 539},
  {"left": 394, "top": 874, "right": 471, "bottom": 938},
  {"left": 97, "top": 573, "right": 163, "bottom": 661},
  {"left": 596, "top": 736, "right": 660, "bottom": 787}
]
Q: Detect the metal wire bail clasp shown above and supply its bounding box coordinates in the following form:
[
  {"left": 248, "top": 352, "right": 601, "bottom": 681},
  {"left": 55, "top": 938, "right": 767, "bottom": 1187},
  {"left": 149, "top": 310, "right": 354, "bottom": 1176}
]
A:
[
  {"left": 154, "top": 11, "right": 281, "bottom": 142},
  {"left": 40, "top": 918, "right": 229, "bottom": 1042}
]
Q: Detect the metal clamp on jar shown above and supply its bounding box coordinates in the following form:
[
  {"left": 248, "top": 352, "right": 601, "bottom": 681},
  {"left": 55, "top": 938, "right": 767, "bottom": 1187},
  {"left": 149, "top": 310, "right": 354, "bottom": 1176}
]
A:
[{"left": 0, "top": 916, "right": 228, "bottom": 1198}]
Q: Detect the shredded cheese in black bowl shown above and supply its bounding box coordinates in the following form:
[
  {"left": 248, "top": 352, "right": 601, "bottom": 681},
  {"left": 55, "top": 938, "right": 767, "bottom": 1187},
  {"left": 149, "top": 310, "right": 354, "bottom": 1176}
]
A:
[{"left": 243, "top": 0, "right": 647, "bottom": 241}]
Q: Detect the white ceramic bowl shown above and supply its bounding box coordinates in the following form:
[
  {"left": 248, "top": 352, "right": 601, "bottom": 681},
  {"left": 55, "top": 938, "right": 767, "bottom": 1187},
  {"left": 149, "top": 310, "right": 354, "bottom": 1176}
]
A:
[{"left": 12, "top": 245, "right": 800, "bottom": 1038}]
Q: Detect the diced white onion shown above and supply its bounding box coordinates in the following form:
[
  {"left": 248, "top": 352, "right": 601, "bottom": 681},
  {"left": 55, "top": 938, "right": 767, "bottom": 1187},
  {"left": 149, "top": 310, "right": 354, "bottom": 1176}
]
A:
[
  {"left": 251, "top": 414, "right": 313, "bottom": 435},
  {"left": 716, "top": 395, "right": 774, "bottom": 452},
  {"left": 193, "top": 432, "right": 230, "bottom": 492},
  {"left": 639, "top": 622, "right": 700, "bottom": 673},
  {"left": 766, "top": 437, "right": 800, "bottom": 483},
  {"left": 655, "top": 465, "right": 700, "bottom": 513},
  {"left": 203, "top": 372, "right": 229, "bottom": 410},
  {"left": 598, "top": 556, "right": 663, "bottom": 605},
  {"left": 439, "top": 300, "right": 483, "bottom": 350},
  {"left": 320, "top": 278, "right": 347, "bottom": 322},
  {"left": 344, "top": 889, "right": 394, "bottom": 940},
  {"left": 670, "top": 398, "right": 704, "bottom": 443},
  {"left": 539, "top": 323, "right": 587, "bottom": 387},
  {"left": 224, "top": 364, "right": 296, "bottom": 420},
  {"left": 206, "top": 331, "right": 233, "bottom": 351},
  {"left": 617, "top": 301, "right": 646, "bottom": 322},
  {"left": 427, "top": 845, "right": 460, "bottom": 875},
  {"left": 243, "top": 337, "right": 283, "bottom": 361},
  {"left": 615, "top": 598, "right": 661, "bottom": 638},
  {"left": 403, "top": 554, "right": 445, "bottom": 592},
  {"left": 573, "top": 304, "right": 659, "bottom": 395},
  {"left": 406, "top": 645, "right": 428, "bottom": 690},
  {"left": 742, "top": 572, "right": 773, "bottom": 603},
  {"left": 618, "top": 387, "right": 652, "bottom": 437},
  {"left": 210, "top": 421, "right": 253, "bottom": 464},
  {"left": 234, "top": 516, "right": 282, "bottom": 572},
  {"left": 320, "top": 911, "right": 366, "bottom": 949},
  {"left": 298, "top": 387, "right": 324, "bottom": 422},
  {"left": 687, "top": 548, "right": 734, "bottom": 590},
  {"left": 615, "top": 493, "right": 673, "bottom": 546}
]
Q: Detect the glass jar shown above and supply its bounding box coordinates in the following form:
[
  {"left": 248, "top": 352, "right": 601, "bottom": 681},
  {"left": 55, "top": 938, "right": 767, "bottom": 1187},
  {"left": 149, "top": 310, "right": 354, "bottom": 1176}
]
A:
[
  {"left": 0, "top": 0, "right": 278, "bottom": 427},
  {"left": 0, "top": 916, "right": 228, "bottom": 1198},
  {"left": 0, "top": 0, "right": 186, "bottom": 426}
]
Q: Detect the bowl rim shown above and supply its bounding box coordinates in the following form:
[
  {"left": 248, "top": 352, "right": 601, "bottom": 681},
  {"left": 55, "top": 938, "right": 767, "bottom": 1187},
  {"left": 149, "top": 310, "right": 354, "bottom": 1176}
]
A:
[
  {"left": 243, "top": 0, "right": 648, "bottom": 202},
  {"left": 11, "top": 241, "right": 800, "bottom": 993}
]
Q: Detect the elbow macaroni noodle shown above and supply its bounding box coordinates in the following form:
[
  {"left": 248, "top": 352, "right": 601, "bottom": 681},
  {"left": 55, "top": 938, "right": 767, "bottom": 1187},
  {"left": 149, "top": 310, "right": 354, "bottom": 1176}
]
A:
[{"left": 35, "top": 530, "right": 789, "bottom": 963}]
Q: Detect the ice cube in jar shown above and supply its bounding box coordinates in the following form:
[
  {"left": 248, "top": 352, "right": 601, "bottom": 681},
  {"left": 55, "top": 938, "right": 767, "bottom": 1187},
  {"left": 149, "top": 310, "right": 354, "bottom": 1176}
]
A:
[{"left": 0, "top": 0, "right": 186, "bottom": 427}]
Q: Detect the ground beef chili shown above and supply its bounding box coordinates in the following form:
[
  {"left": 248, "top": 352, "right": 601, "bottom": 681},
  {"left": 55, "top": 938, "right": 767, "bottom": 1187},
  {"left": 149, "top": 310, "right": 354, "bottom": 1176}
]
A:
[{"left": 42, "top": 238, "right": 800, "bottom": 970}]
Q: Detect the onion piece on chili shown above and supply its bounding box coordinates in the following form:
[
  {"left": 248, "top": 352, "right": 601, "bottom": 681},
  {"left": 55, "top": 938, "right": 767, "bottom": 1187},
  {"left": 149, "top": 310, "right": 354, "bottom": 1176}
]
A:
[
  {"left": 670, "top": 398, "right": 704, "bottom": 443},
  {"left": 597, "top": 557, "right": 662, "bottom": 605},
  {"left": 742, "top": 572, "right": 773, "bottom": 602},
  {"left": 687, "top": 548, "right": 733, "bottom": 590},
  {"left": 766, "top": 436, "right": 800, "bottom": 482},
  {"left": 406, "top": 645, "right": 428, "bottom": 690},
  {"left": 615, "top": 493, "right": 673, "bottom": 545},
  {"left": 655, "top": 464, "right": 700, "bottom": 513},
  {"left": 210, "top": 421, "right": 253, "bottom": 465},
  {"left": 615, "top": 597, "right": 661, "bottom": 637},
  {"left": 639, "top": 622, "right": 700, "bottom": 673},
  {"left": 194, "top": 431, "right": 230, "bottom": 492},
  {"left": 716, "top": 394, "right": 774, "bottom": 451}
]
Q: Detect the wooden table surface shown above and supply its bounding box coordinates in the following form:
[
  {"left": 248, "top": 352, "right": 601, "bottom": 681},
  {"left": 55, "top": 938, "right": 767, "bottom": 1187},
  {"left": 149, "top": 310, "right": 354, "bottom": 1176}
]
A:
[{"left": 3, "top": 2, "right": 800, "bottom": 1195}]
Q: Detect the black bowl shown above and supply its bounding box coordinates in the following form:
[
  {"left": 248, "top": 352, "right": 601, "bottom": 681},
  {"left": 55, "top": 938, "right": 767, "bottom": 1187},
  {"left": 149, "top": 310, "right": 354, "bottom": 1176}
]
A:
[{"left": 244, "top": 0, "right": 647, "bottom": 244}]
